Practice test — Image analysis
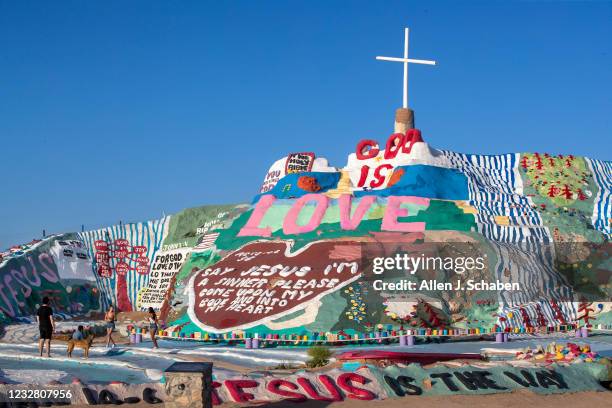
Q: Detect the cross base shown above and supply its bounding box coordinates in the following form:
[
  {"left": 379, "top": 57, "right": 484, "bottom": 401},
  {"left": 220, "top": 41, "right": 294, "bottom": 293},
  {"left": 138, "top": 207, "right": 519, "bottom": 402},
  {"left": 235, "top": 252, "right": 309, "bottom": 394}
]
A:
[{"left": 395, "top": 108, "right": 415, "bottom": 134}]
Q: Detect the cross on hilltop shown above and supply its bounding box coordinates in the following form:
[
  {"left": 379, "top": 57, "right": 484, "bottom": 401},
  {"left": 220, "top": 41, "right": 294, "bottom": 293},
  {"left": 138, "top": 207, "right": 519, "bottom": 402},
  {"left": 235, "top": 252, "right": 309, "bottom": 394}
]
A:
[{"left": 376, "top": 28, "right": 436, "bottom": 111}]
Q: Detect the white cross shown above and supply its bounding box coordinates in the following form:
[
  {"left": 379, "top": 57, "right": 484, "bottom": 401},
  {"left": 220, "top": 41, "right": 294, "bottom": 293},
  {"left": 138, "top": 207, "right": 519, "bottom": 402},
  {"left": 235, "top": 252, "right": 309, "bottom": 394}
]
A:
[{"left": 376, "top": 28, "right": 436, "bottom": 108}]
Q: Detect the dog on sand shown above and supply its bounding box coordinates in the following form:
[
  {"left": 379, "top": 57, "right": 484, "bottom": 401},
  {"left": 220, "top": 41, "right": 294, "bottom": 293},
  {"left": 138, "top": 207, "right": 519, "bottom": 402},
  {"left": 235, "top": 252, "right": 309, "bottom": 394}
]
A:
[{"left": 67, "top": 334, "right": 95, "bottom": 358}]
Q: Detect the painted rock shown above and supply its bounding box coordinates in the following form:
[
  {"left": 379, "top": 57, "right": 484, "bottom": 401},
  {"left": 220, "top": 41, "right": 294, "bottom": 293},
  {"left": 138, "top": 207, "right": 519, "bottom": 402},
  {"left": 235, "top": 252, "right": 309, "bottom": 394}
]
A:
[{"left": 189, "top": 240, "right": 362, "bottom": 332}]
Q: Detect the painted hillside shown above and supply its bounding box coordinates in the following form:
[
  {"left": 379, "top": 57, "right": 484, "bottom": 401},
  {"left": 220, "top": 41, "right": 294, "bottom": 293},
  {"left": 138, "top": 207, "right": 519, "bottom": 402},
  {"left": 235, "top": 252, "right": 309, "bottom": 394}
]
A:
[{"left": 1, "top": 129, "right": 610, "bottom": 339}]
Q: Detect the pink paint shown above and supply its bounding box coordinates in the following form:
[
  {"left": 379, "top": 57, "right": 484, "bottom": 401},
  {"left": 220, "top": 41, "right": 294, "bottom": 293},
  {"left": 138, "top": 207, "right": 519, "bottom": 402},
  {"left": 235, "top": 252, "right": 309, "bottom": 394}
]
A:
[
  {"left": 381, "top": 196, "right": 428, "bottom": 232},
  {"left": 20, "top": 259, "right": 41, "bottom": 287},
  {"left": 0, "top": 254, "right": 59, "bottom": 318},
  {"left": 39, "top": 253, "right": 59, "bottom": 283},
  {"left": 238, "top": 195, "right": 276, "bottom": 237},
  {"left": 240, "top": 193, "right": 428, "bottom": 237},
  {"left": 339, "top": 195, "right": 376, "bottom": 230},
  {"left": 337, "top": 373, "right": 376, "bottom": 400},
  {"left": 283, "top": 194, "right": 329, "bottom": 235},
  {"left": 211, "top": 381, "right": 222, "bottom": 405},
  {"left": 3, "top": 274, "right": 22, "bottom": 309},
  {"left": 10, "top": 269, "right": 32, "bottom": 298},
  {"left": 267, "top": 379, "right": 307, "bottom": 402},
  {"left": 0, "top": 282, "right": 15, "bottom": 317},
  {"left": 298, "top": 375, "right": 343, "bottom": 402},
  {"left": 224, "top": 380, "right": 258, "bottom": 402}
]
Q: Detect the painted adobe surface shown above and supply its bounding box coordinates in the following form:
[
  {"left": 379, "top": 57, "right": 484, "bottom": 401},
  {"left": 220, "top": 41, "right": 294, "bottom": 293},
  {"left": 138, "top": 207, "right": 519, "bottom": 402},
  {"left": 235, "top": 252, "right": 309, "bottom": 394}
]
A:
[
  {"left": 1, "top": 130, "right": 610, "bottom": 337},
  {"left": 0, "top": 361, "right": 607, "bottom": 403}
]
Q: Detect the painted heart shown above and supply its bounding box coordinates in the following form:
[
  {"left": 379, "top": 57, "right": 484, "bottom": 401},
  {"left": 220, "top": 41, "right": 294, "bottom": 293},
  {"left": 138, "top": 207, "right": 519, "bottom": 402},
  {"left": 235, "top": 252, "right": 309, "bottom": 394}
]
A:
[{"left": 188, "top": 240, "right": 362, "bottom": 332}]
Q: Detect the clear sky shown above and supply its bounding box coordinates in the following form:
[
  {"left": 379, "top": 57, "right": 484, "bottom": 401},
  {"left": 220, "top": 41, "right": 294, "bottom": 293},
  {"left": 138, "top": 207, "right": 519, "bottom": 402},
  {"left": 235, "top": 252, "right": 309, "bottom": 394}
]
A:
[{"left": 1, "top": 1, "right": 611, "bottom": 249}]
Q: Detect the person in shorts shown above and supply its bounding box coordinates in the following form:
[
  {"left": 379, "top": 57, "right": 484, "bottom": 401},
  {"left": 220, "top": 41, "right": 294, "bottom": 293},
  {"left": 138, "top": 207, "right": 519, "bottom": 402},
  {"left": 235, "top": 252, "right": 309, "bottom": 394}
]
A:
[
  {"left": 104, "top": 305, "right": 117, "bottom": 348},
  {"left": 36, "top": 296, "right": 55, "bottom": 357},
  {"left": 147, "top": 307, "right": 160, "bottom": 349}
]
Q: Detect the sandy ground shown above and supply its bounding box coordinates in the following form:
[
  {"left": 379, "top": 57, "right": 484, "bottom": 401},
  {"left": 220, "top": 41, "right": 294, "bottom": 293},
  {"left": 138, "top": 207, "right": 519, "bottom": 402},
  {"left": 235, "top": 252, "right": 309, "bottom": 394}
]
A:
[
  {"left": 3, "top": 319, "right": 610, "bottom": 406},
  {"left": 0, "top": 321, "right": 253, "bottom": 374},
  {"left": 69, "top": 390, "right": 611, "bottom": 408}
]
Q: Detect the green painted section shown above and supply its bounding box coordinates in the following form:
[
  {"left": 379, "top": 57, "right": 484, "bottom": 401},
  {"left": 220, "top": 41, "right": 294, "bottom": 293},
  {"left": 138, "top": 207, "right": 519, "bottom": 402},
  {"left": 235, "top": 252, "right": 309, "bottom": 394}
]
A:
[
  {"left": 304, "top": 290, "right": 347, "bottom": 333},
  {"left": 176, "top": 250, "right": 220, "bottom": 283},
  {"left": 163, "top": 204, "right": 249, "bottom": 249},
  {"left": 215, "top": 198, "right": 476, "bottom": 252},
  {"left": 519, "top": 153, "right": 604, "bottom": 242},
  {"left": 592, "top": 310, "right": 612, "bottom": 325}
]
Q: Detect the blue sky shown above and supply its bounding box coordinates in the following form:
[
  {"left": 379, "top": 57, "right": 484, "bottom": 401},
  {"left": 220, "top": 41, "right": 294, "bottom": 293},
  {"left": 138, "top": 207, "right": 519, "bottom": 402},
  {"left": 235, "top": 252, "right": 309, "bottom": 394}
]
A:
[{"left": 1, "top": 1, "right": 611, "bottom": 249}]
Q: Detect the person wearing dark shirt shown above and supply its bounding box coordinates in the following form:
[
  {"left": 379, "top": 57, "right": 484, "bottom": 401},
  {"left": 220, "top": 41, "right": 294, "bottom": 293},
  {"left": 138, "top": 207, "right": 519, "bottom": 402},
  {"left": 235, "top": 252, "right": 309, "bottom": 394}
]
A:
[{"left": 36, "top": 296, "right": 55, "bottom": 357}]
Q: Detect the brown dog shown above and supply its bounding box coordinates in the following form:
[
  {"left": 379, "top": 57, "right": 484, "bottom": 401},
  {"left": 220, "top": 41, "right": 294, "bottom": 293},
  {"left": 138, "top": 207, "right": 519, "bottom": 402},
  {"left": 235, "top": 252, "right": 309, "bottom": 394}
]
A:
[{"left": 67, "top": 334, "right": 94, "bottom": 358}]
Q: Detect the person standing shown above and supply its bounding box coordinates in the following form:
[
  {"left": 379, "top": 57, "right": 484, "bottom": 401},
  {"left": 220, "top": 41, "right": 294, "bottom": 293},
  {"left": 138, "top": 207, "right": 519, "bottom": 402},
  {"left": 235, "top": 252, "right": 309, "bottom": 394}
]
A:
[
  {"left": 36, "top": 296, "right": 55, "bottom": 357},
  {"left": 104, "top": 305, "right": 116, "bottom": 348},
  {"left": 147, "top": 307, "right": 159, "bottom": 349}
]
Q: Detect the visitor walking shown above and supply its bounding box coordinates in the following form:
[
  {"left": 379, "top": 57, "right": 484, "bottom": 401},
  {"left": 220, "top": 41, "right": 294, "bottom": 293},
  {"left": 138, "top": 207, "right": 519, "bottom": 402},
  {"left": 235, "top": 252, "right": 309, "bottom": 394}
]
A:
[
  {"left": 36, "top": 296, "right": 55, "bottom": 357},
  {"left": 148, "top": 307, "right": 159, "bottom": 349},
  {"left": 105, "top": 305, "right": 117, "bottom": 348}
]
